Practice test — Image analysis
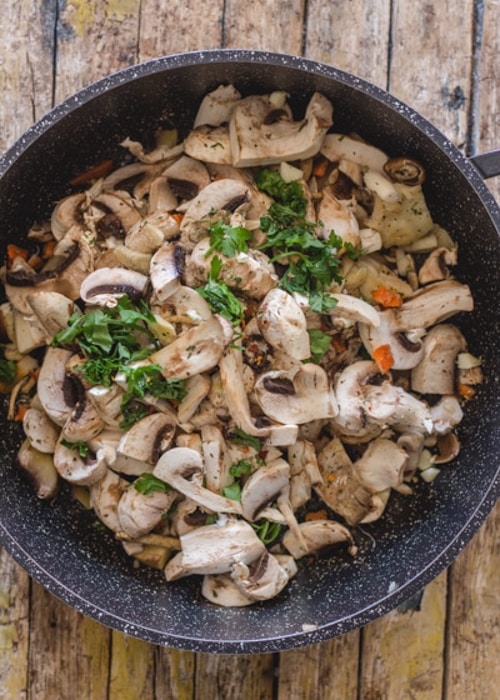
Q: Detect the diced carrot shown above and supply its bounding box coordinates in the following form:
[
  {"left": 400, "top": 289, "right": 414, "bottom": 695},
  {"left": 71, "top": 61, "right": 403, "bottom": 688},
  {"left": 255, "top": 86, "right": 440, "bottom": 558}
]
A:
[
  {"left": 171, "top": 212, "right": 184, "bottom": 226},
  {"left": 458, "top": 383, "right": 476, "bottom": 400},
  {"left": 27, "top": 253, "right": 43, "bottom": 270},
  {"left": 372, "top": 285, "right": 403, "bottom": 308},
  {"left": 7, "top": 244, "right": 29, "bottom": 262},
  {"left": 42, "top": 240, "right": 57, "bottom": 259},
  {"left": 305, "top": 509, "right": 328, "bottom": 521},
  {"left": 372, "top": 344, "right": 394, "bottom": 373},
  {"left": 312, "top": 156, "right": 329, "bottom": 178},
  {"left": 69, "top": 159, "right": 114, "bottom": 186},
  {"left": 14, "top": 404, "right": 29, "bottom": 421}
]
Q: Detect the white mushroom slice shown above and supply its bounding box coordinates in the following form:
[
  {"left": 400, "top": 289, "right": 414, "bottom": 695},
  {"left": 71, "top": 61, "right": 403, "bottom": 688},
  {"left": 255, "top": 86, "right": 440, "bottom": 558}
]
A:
[
  {"left": 27, "top": 291, "right": 78, "bottom": 341},
  {"left": 391, "top": 281, "right": 474, "bottom": 331},
  {"left": 165, "top": 518, "right": 264, "bottom": 580},
  {"left": 418, "top": 247, "right": 457, "bottom": 285},
  {"left": 183, "top": 125, "right": 233, "bottom": 165},
  {"left": 12, "top": 309, "right": 46, "bottom": 354},
  {"left": 169, "top": 285, "right": 212, "bottom": 322},
  {"left": 22, "top": 407, "right": 59, "bottom": 454},
  {"left": 411, "top": 324, "right": 467, "bottom": 395},
  {"left": 397, "top": 432, "right": 426, "bottom": 479},
  {"left": 148, "top": 176, "right": 178, "bottom": 212},
  {"left": 114, "top": 412, "right": 176, "bottom": 476},
  {"left": 330, "top": 293, "right": 380, "bottom": 327},
  {"left": 201, "top": 573, "right": 255, "bottom": 607},
  {"left": 53, "top": 438, "right": 108, "bottom": 486},
  {"left": 264, "top": 423, "right": 300, "bottom": 447},
  {"left": 282, "top": 520, "right": 357, "bottom": 560},
  {"left": 87, "top": 384, "right": 123, "bottom": 427},
  {"left": 359, "top": 311, "right": 425, "bottom": 371},
  {"left": 229, "top": 92, "right": 333, "bottom": 167},
  {"left": 102, "top": 162, "right": 160, "bottom": 192},
  {"left": 334, "top": 361, "right": 384, "bottom": 436},
  {"left": 429, "top": 396, "right": 464, "bottom": 435},
  {"left": 94, "top": 192, "right": 142, "bottom": 233},
  {"left": 125, "top": 221, "right": 164, "bottom": 254},
  {"left": 80, "top": 267, "right": 149, "bottom": 307},
  {"left": 150, "top": 314, "right": 228, "bottom": 380},
  {"left": 321, "top": 133, "right": 389, "bottom": 172},
  {"left": 37, "top": 347, "right": 75, "bottom": 426},
  {"left": 149, "top": 243, "right": 183, "bottom": 302},
  {"left": 257, "top": 288, "right": 310, "bottom": 361},
  {"left": 117, "top": 487, "right": 176, "bottom": 539},
  {"left": 231, "top": 552, "right": 290, "bottom": 602},
  {"left": 193, "top": 84, "right": 242, "bottom": 127},
  {"left": 111, "top": 245, "right": 152, "bottom": 275},
  {"left": 254, "top": 364, "right": 338, "bottom": 425},
  {"left": 201, "top": 425, "right": 232, "bottom": 493},
  {"left": 365, "top": 183, "right": 434, "bottom": 247},
  {"left": 61, "top": 388, "right": 105, "bottom": 444},
  {"left": 163, "top": 155, "right": 211, "bottom": 199},
  {"left": 241, "top": 458, "right": 290, "bottom": 521},
  {"left": 177, "top": 374, "right": 211, "bottom": 425},
  {"left": 363, "top": 169, "right": 399, "bottom": 203},
  {"left": 362, "top": 382, "right": 433, "bottom": 434},
  {"left": 90, "top": 468, "right": 128, "bottom": 532},
  {"left": 153, "top": 447, "right": 242, "bottom": 515},
  {"left": 317, "top": 190, "right": 360, "bottom": 249},
  {"left": 219, "top": 349, "right": 270, "bottom": 437},
  {"left": 288, "top": 440, "right": 322, "bottom": 510},
  {"left": 120, "top": 137, "right": 184, "bottom": 164},
  {"left": 87, "top": 428, "right": 122, "bottom": 467},
  {"left": 51, "top": 193, "right": 86, "bottom": 240},
  {"left": 17, "top": 439, "right": 59, "bottom": 500},
  {"left": 354, "top": 438, "right": 409, "bottom": 493}
]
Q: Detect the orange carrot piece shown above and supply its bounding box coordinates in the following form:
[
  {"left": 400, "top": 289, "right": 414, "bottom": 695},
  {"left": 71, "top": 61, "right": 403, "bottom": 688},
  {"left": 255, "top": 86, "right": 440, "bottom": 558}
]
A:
[
  {"left": 42, "top": 240, "right": 57, "bottom": 259},
  {"left": 14, "top": 404, "right": 29, "bottom": 421},
  {"left": 305, "top": 509, "right": 328, "bottom": 521},
  {"left": 27, "top": 254, "right": 43, "bottom": 270},
  {"left": 312, "top": 156, "right": 329, "bottom": 178},
  {"left": 372, "top": 344, "right": 394, "bottom": 373},
  {"left": 171, "top": 212, "right": 184, "bottom": 226},
  {"left": 7, "top": 244, "right": 29, "bottom": 262},
  {"left": 372, "top": 285, "right": 403, "bottom": 308},
  {"left": 69, "top": 159, "right": 114, "bottom": 186},
  {"left": 458, "top": 383, "right": 476, "bottom": 400}
]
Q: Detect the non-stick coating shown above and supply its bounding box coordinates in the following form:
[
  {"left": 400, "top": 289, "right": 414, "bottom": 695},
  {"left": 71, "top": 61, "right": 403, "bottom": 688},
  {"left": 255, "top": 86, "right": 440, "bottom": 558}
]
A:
[{"left": 0, "top": 50, "right": 498, "bottom": 653}]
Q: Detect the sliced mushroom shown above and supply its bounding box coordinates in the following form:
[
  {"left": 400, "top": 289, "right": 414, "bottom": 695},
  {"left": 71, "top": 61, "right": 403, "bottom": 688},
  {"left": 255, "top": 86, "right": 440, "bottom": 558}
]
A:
[
  {"left": 165, "top": 518, "right": 264, "bottom": 580},
  {"left": 219, "top": 349, "right": 270, "bottom": 437},
  {"left": 254, "top": 364, "right": 338, "bottom": 425},
  {"left": 193, "top": 84, "right": 242, "bottom": 128},
  {"left": 124, "top": 221, "right": 165, "bottom": 254},
  {"left": 321, "top": 133, "right": 389, "bottom": 172},
  {"left": 113, "top": 412, "right": 176, "bottom": 476},
  {"left": 354, "top": 438, "right": 409, "bottom": 493},
  {"left": 229, "top": 92, "right": 333, "bottom": 167},
  {"left": 150, "top": 314, "right": 229, "bottom": 380},
  {"left": 163, "top": 155, "right": 211, "bottom": 200},
  {"left": 317, "top": 189, "right": 360, "bottom": 249},
  {"left": 61, "top": 382, "right": 105, "bottom": 444},
  {"left": 120, "top": 136, "right": 184, "bottom": 164},
  {"left": 36, "top": 347, "right": 75, "bottom": 426},
  {"left": 17, "top": 438, "right": 59, "bottom": 500},
  {"left": 177, "top": 374, "right": 211, "bottom": 425},
  {"left": 240, "top": 457, "right": 290, "bottom": 521},
  {"left": 22, "top": 407, "right": 59, "bottom": 453},
  {"left": 200, "top": 424, "right": 232, "bottom": 493},
  {"left": 418, "top": 247, "right": 457, "bottom": 285},
  {"left": 429, "top": 396, "right": 464, "bottom": 435},
  {"left": 384, "top": 157, "right": 426, "bottom": 186},
  {"left": 230, "top": 551, "right": 290, "bottom": 602},
  {"left": 359, "top": 311, "right": 425, "bottom": 370},
  {"left": 183, "top": 125, "right": 233, "bottom": 165},
  {"left": 80, "top": 267, "right": 149, "bottom": 307},
  {"left": 282, "top": 520, "right": 357, "bottom": 559},
  {"left": 201, "top": 573, "right": 255, "bottom": 607},
  {"left": 153, "top": 447, "right": 242, "bottom": 515},
  {"left": 53, "top": 438, "right": 108, "bottom": 486},
  {"left": 27, "top": 291, "right": 78, "bottom": 341},
  {"left": 411, "top": 324, "right": 466, "bottom": 395},
  {"left": 90, "top": 468, "right": 128, "bottom": 532},
  {"left": 149, "top": 243, "right": 183, "bottom": 302},
  {"left": 117, "top": 485, "right": 176, "bottom": 539},
  {"left": 87, "top": 384, "right": 123, "bottom": 427},
  {"left": 256, "top": 288, "right": 310, "bottom": 361},
  {"left": 51, "top": 193, "right": 86, "bottom": 240},
  {"left": 329, "top": 293, "right": 380, "bottom": 328}
]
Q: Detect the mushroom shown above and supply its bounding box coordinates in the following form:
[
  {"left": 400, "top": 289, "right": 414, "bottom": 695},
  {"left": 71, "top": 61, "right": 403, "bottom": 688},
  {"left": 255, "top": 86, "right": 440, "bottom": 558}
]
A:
[
  {"left": 200, "top": 424, "right": 232, "bottom": 493},
  {"left": 256, "top": 288, "right": 310, "bottom": 361},
  {"left": 354, "top": 438, "right": 410, "bottom": 494},
  {"left": 359, "top": 311, "right": 425, "bottom": 370},
  {"left": 417, "top": 247, "right": 457, "bottom": 285},
  {"left": 165, "top": 518, "right": 265, "bottom": 580},
  {"left": 51, "top": 193, "right": 86, "bottom": 240},
  {"left": 429, "top": 396, "right": 464, "bottom": 435},
  {"left": 79, "top": 267, "right": 149, "bottom": 307},
  {"left": 27, "top": 291, "right": 78, "bottom": 341},
  {"left": 383, "top": 156, "right": 426, "bottom": 186},
  {"left": 117, "top": 485, "right": 177, "bottom": 539},
  {"left": 192, "top": 83, "right": 242, "bottom": 128},
  {"left": 119, "top": 136, "right": 184, "bottom": 165},
  {"left": 162, "top": 155, "right": 211, "bottom": 200},
  {"left": 254, "top": 364, "right": 338, "bottom": 425},
  {"left": 240, "top": 457, "right": 291, "bottom": 521},
  {"left": 22, "top": 407, "right": 59, "bottom": 453},
  {"left": 201, "top": 573, "right": 255, "bottom": 607},
  {"left": 113, "top": 412, "right": 176, "bottom": 476},
  {"left": 153, "top": 447, "right": 243, "bottom": 515},
  {"left": 229, "top": 92, "right": 333, "bottom": 167},
  {"left": 53, "top": 437, "right": 108, "bottom": 486},
  {"left": 183, "top": 125, "right": 233, "bottom": 165},
  {"left": 149, "top": 314, "right": 229, "bottom": 380},
  {"left": 90, "top": 468, "right": 128, "bottom": 532},
  {"left": 316, "top": 189, "right": 360, "bottom": 249},
  {"left": 36, "top": 347, "right": 75, "bottom": 426},
  {"left": 288, "top": 439, "right": 322, "bottom": 510},
  {"left": 149, "top": 243, "right": 184, "bottom": 302},
  {"left": 329, "top": 292, "right": 381, "bottom": 328},
  {"left": 87, "top": 384, "right": 124, "bottom": 427},
  {"left": 61, "top": 379, "right": 105, "bottom": 444},
  {"left": 282, "top": 520, "right": 357, "bottom": 559},
  {"left": 230, "top": 551, "right": 290, "bottom": 602},
  {"left": 361, "top": 381, "right": 433, "bottom": 435},
  {"left": 177, "top": 374, "right": 211, "bottom": 425},
  {"left": 411, "top": 324, "right": 466, "bottom": 395},
  {"left": 124, "top": 221, "right": 165, "bottom": 254},
  {"left": 17, "top": 438, "right": 59, "bottom": 500},
  {"left": 321, "top": 133, "right": 389, "bottom": 172}
]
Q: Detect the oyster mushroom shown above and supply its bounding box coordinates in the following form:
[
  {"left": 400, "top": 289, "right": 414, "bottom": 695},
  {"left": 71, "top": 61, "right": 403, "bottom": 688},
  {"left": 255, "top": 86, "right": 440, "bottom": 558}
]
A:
[
  {"left": 282, "top": 520, "right": 357, "bottom": 559},
  {"left": 113, "top": 412, "right": 177, "bottom": 476},
  {"left": 79, "top": 267, "right": 149, "bottom": 307},
  {"left": 229, "top": 92, "right": 333, "bottom": 167},
  {"left": 254, "top": 364, "right": 338, "bottom": 425},
  {"left": 150, "top": 314, "right": 229, "bottom": 380},
  {"left": 165, "top": 518, "right": 264, "bottom": 580},
  {"left": 256, "top": 288, "right": 310, "bottom": 361},
  {"left": 153, "top": 447, "right": 242, "bottom": 515},
  {"left": 411, "top": 324, "right": 466, "bottom": 395},
  {"left": 117, "top": 485, "right": 177, "bottom": 539},
  {"left": 17, "top": 438, "right": 59, "bottom": 500}
]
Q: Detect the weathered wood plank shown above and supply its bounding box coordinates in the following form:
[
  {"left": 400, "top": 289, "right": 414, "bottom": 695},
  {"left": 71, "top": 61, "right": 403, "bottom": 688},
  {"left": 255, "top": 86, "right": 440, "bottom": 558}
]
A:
[
  {"left": 305, "top": 0, "right": 392, "bottom": 88},
  {"left": 277, "top": 633, "right": 360, "bottom": 700},
  {"left": 108, "top": 631, "right": 155, "bottom": 699},
  {"left": 224, "top": 0, "right": 305, "bottom": 53},
  {"left": 360, "top": 573, "right": 447, "bottom": 700},
  {"left": 194, "top": 653, "right": 275, "bottom": 699},
  {"left": 445, "top": 502, "right": 499, "bottom": 699},
  {"left": 0, "top": 549, "right": 29, "bottom": 700},
  {"left": 28, "top": 582, "right": 110, "bottom": 699},
  {"left": 154, "top": 646, "right": 196, "bottom": 700},
  {"left": 138, "top": 0, "right": 224, "bottom": 59}
]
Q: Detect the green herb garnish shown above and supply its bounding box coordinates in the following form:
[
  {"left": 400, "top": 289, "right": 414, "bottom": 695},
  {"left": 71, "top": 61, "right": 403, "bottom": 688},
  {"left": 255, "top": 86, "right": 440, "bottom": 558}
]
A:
[
  {"left": 229, "top": 459, "right": 253, "bottom": 478},
  {"left": 222, "top": 482, "right": 242, "bottom": 501},
  {"left": 0, "top": 359, "right": 16, "bottom": 383},
  {"left": 133, "top": 473, "right": 172, "bottom": 495},
  {"left": 308, "top": 329, "right": 332, "bottom": 362},
  {"left": 205, "top": 220, "right": 252, "bottom": 258},
  {"left": 197, "top": 256, "right": 244, "bottom": 326},
  {"left": 60, "top": 439, "right": 90, "bottom": 458},
  {"left": 228, "top": 427, "right": 263, "bottom": 452},
  {"left": 251, "top": 519, "right": 283, "bottom": 545}
]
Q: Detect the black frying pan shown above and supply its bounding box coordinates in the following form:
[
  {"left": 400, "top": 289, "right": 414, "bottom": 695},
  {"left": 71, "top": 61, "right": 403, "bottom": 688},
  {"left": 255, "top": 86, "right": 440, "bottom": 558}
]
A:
[{"left": 0, "top": 50, "right": 498, "bottom": 653}]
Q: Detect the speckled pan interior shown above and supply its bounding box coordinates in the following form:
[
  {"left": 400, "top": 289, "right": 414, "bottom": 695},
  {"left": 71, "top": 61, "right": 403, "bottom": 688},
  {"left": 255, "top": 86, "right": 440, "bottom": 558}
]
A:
[{"left": 0, "top": 50, "right": 498, "bottom": 654}]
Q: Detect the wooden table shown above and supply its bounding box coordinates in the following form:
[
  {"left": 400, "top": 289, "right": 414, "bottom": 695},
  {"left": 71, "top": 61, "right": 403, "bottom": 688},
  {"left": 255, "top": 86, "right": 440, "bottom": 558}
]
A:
[{"left": 0, "top": 1, "right": 498, "bottom": 698}]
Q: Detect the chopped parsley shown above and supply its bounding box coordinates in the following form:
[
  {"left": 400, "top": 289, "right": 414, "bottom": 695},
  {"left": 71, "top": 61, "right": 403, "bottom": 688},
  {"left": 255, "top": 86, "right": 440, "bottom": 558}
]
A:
[
  {"left": 229, "top": 459, "right": 253, "bottom": 478},
  {"left": 228, "top": 428, "right": 263, "bottom": 452},
  {"left": 133, "top": 473, "right": 172, "bottom": 495},
  {"left": 118, "top": 364, "right": 186, "bottom": 429},
  {"left": 308, "top": 329, "right": 332, "bottom": 362},
  {"left": 222, "top": 482, "right": 242, "bottom": 501},
  {"left": 60, "top": 439, "right": 90, "bottom": 458},
  {"left": 0, "top": 358, "right": 16, "bottom": 383},
  {"left": 251, "top": 519, "right": 282, "bottom": 545},
  {"left": 205, "top": 219, "right": 252, "bottom": 258},
  {"left": 197, "top": 256, "right": 244, "bottom": 326}
]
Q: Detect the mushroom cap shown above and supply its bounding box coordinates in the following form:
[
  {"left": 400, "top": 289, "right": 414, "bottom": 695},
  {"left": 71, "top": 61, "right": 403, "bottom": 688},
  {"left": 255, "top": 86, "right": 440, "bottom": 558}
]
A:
[
  {"left": 410, "top": 323, "right": 466, "bottom": 395},
  {"left": 257, "top": 288, "right": 310, "bottom": 361},
  {"left": 80, "top": 267, "right": 149, "bottom": 307},
  {"left": 282, "top": 519, "right": 357, "bottom": 559}
]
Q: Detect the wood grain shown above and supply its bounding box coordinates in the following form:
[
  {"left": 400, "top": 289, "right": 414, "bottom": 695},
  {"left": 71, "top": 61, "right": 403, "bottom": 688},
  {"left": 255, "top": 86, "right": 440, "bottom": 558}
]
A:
[{"left": 0, "top": 549, "right": 29, "bottom": 700}]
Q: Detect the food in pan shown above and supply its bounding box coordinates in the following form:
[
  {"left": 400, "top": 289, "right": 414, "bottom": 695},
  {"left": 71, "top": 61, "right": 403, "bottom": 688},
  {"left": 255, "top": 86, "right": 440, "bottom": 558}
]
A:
[{"left": 0, "top": 85, "right": 482, "bottom": 606}]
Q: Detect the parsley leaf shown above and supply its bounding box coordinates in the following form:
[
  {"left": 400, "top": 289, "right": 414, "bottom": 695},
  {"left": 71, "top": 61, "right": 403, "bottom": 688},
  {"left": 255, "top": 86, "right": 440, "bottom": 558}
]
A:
[
  {"left": 119, "top": 402, "right": 150, "bottom": 430},
  {"left": 308, "top": 329, "right": 332, "bottom": 362},
  {"left": 229, "top": 459, "right": 253, "bottom": 478},
  {"left": 222, "top": 482, "right": 242, "bottom": 501},
  {"left": 60, "top": 439, "right": 90, "bottom": 458},
  {"left": 251, "top": 519, "right": 283, "bottom": 545},
  {"left": 205, "top": 220, "right": 252, "bottom": 258},
  {"left": 118, "top": 364, "right": 186, "bottom": 429},
  {"left": 197, "top": 256, "right": 244, "bottom": 326},
  {"left": 228, "top": 428, "right": 263, "bottom": 452},
  {"left": 0, "top": 359, "right": 16, "bottom": 383},
  {"left": 133, "top": 473, "right": 172, "bottom": 495}
]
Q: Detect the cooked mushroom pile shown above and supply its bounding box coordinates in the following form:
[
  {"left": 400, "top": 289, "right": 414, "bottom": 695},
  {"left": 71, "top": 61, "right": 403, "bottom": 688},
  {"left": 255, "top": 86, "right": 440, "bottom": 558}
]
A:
[{"left": 0, "top": 85, "right": 482, "bottom": 606}]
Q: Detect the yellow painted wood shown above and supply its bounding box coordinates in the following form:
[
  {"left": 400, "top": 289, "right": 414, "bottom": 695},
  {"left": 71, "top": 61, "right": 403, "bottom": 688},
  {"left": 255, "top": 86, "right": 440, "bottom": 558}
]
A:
[
  {"left": 0, "top": 550, "right": 29, "bottom": 700},
  {"left": 108, "top": 631, "right": 155, "bottom": 699},
  {"left": 360, "top": 572, "right": 447, "bottom": 699},
  {"left": 154, "top": 647, "right": 196, "bottom": 699},
  {"left": 28, "top": 582, "right": 110, "bottom": 699},
  {"left": 277, "top": 632, "right": 360, "bottom": 700},
  {"left": 445, "top": 502, "right": 499, "bottom": 699}
]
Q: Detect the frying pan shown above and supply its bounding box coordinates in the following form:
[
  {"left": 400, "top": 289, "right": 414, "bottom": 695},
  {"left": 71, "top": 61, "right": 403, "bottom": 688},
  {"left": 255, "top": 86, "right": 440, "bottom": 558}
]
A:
[{"left": 0, "top": 50, "right": 498, "bottom": 654}]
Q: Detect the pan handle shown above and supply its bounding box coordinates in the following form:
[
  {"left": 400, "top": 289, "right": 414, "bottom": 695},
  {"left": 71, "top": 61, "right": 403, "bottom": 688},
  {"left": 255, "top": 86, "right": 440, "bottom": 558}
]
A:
[{"left": 469, "top": 149, "right": 500, "bottom": 179}]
